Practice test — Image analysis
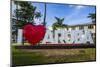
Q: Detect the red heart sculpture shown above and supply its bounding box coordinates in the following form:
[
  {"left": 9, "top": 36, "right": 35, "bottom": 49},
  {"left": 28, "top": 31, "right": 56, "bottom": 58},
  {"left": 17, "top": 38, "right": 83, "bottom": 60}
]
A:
[{"left": 23, "top": 23, "right": 46, "bottom": 45}]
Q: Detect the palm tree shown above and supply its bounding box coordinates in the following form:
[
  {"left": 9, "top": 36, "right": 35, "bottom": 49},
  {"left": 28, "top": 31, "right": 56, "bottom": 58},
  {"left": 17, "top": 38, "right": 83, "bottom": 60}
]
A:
[
  {"left": 12, "top": 1, "right": 42, "bottom": 44},
  {"left": 55, "top": 17, "right": 64, "bottom": 25},
  {"left": 35, "top": 12, "right": 41, "bottom": 19},
  {"left": 14, "top": 1, "right": 41, "bottom": 28},
  {"left": 43, "top": 3, "right": 46, "bottom": 26},
  {"left": 52, "top": 17, "right": 67, "bottom": 30},
  {"left": 88, "top": 13, "right": 96, "bottom": 23}
]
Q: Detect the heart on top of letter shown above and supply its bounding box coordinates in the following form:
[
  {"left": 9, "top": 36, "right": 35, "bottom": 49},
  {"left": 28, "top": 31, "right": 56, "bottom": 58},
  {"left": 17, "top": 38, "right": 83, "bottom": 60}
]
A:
[{"left": 23, "top": 23, "right": 46, "bottom": 45}]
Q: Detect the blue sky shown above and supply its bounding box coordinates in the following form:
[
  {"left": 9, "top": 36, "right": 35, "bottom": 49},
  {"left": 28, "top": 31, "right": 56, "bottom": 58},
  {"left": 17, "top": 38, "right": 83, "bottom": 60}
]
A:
[
  {"left": 31, "top": 2, "right": 96, "bottom": 27},
  {"left": 12, "top": 2, "right": 96, "bottom": 27}
]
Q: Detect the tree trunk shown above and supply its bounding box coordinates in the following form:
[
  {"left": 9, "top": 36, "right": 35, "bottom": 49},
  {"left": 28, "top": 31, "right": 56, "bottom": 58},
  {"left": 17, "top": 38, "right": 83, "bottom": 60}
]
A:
[{"left": 43, "top": 3, "right": 46, "bottom": 26}]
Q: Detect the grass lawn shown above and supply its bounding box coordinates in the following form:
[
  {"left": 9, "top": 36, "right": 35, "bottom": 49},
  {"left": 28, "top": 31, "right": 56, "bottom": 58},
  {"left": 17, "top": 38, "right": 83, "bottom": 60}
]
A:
[{"left": 12, "top": 44, "right": 96, "bottom": 66}]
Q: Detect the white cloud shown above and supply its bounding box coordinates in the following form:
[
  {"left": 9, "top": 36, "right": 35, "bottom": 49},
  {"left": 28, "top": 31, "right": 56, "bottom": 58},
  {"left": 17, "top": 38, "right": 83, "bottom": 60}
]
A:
[
  {"left": 69, "top": 5, "right": 74, "bottom": 7},
  {"left": 69, "top": 5, "right": 84, "bottom": 9},
  {"left": 76, "top": 6, "right": 85, "bottom": 9},
  {"left": 64, "top": 5, "right": 84, "bottom": 24}
]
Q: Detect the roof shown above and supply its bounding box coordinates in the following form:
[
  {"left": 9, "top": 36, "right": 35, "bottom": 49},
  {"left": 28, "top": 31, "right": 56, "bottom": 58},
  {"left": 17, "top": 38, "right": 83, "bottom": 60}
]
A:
[{"left": 68, "top": 22, "right": 96, "bottom": 27}]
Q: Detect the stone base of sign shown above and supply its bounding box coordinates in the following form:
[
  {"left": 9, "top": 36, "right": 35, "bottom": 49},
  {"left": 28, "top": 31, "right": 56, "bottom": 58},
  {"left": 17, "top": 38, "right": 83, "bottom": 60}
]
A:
[{"left": 15, "top": 44, "right": 96, "bottom": 49}]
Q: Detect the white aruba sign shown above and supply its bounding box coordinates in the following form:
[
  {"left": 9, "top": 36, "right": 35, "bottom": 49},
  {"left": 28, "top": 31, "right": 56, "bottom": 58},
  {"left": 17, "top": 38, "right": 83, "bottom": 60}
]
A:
[
  {"left": 42, "top": 29, "right": 94, "bottom": 44},
  {"left": 17, "top": 29, "right": 94, "bottom": 45}
]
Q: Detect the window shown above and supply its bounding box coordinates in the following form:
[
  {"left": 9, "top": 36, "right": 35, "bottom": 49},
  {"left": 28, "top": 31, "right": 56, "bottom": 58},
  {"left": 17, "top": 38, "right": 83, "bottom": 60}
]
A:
[
  {"left": 88, "top": 25, "right": 93, "bottom": 29},
  {"left": 72, "top": 27, "right": 75, "bottom": 30},
  {"left": 79, "top": 26, "right": 84, "bottom": 30}
]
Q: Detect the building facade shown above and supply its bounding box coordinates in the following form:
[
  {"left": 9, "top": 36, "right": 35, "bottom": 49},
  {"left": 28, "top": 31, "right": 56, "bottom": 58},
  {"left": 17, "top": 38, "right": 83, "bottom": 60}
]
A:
[{"left": 56, "top": 23, "right": 96, "bottom": 44}]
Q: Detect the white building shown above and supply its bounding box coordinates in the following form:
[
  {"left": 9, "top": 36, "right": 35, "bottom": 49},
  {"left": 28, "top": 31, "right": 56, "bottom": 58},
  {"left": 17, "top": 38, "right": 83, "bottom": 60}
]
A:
[{"left": 55, "top": 23, "right": 96, "bottom": 44}]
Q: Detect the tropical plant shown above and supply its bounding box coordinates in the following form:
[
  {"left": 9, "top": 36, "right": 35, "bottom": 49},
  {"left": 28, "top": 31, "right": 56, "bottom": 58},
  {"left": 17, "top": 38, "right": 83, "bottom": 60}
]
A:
[
  {"left": 43, "top": 3, "right": 46, "bottom": 26},
  {"left": 87, "top": 13, "right": 96, "bottom": 23},
  {"left": 12, "top": 1, "right": 41, "bottom": 43},
  {"left": 14, "top": 1, "right": 41, "bottom": 28},
  {"left": 52, "top": 17, "right": 67, "bottom": 30}
]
